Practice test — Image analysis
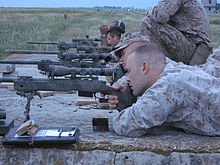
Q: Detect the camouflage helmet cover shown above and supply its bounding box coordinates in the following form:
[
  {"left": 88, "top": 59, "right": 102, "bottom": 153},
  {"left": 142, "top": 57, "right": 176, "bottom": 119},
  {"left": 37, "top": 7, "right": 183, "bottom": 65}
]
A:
[{"left": 113, "top": 32, "right": 150, "bottom": 56}]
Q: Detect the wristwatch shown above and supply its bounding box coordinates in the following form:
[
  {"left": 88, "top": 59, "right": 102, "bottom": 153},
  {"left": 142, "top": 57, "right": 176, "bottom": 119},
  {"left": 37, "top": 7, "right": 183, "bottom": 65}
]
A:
[{"left": 101, "top": 34, "right": 107, "bottom": 38}]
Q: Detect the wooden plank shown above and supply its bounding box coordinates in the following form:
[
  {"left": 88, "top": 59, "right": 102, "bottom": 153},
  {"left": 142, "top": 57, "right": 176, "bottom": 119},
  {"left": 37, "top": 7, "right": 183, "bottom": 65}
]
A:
[
  {"left": 76, "top": 97, "right": 98, "bottom": 106},
  {"left": 38, "top": 91, "right": 54, "bottom": 97},
  {"left": 0, "top": 83, "right": 14, "bottom": 89}
]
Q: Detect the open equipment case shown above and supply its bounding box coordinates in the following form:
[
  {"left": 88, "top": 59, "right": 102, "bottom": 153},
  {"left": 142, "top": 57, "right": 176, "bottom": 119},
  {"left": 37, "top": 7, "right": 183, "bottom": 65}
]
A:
[{"left": 3, "top": 127, "right": 80, "bottom": 147}]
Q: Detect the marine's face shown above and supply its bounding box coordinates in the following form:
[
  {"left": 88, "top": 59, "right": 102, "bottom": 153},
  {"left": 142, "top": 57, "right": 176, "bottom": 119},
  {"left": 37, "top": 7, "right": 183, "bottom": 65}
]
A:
[
  {"left": 125, "top": 52, "right": 146, "bottom": 96},
  {"left": 107, "top": 33, "right": 120, "bottom": 47},
  {"left": 119, "top": 44, "right": 136, "bottom": 68}
]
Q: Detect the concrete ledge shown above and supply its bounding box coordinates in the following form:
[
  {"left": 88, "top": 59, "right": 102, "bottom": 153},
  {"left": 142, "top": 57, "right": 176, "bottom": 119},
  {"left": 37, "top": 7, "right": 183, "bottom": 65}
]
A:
[
  {"left": 1, "top": 126, "right": 220, "bottom": 165},
  {"left": 1, "top": 147, "right": 220, "bottom": 165},
  {"left": 75, "top": 126, "right": 220, "bottom": 154}
]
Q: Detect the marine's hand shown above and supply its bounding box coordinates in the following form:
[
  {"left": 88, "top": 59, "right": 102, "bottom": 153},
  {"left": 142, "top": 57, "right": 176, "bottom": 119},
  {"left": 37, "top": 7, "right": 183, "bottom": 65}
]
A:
[
  {"left": 108, "top": 95, "right": 118, "bottom": 108},
  {"left": 108, "top": 83, "right": 127, "bottom": 108},
  {"left": 112, "top": 82, "right": 127, "bottom": 92},
  {"left": 99, "top": 25, "right": 108, "bottom": 35}
]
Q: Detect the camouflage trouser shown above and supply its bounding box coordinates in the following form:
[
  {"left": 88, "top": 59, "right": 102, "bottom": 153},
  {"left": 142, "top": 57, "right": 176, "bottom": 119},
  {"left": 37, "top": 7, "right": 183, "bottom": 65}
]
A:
[{"left": 140, "top": 17, "right": 210, "bottom": 65}]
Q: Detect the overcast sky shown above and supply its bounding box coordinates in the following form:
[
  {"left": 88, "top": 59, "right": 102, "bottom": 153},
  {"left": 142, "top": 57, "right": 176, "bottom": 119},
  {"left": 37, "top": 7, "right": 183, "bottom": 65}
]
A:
[
  {"left": 0, "top": 0, "right": 160, "bottom": 9},
  {"left": 0, "top": 0, "right": 219, "bottom": 9}
]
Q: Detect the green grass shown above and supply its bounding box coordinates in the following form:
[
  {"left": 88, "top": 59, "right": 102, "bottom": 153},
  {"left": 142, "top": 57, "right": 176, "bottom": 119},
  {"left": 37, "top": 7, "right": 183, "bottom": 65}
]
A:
[
  {"left": 0, "top": 8, "right": 145, "bottom": 58},
  {"left": 209, "top": 19, "right": 220, "bottom": 25},
  {"left": 208, "top": 13, "right": 220, "bottom": 48},
  {"left": 209, "top": 13, "right": 220, "bottom": 25},
  {"left": 0, "top": 8, "right": 220, "bottom": 59}
]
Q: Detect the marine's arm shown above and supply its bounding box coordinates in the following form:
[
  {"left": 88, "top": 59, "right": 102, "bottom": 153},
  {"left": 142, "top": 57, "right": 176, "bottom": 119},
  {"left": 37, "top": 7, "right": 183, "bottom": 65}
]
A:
[
  {"left": 99, "top": 25, "right": 108, "bottom": 46},
  {"left": 112, "top": 81, "right": 176, "bottom": 137},
  {"left": 147, "top": 0, "right": 182, "bottom": 23}
]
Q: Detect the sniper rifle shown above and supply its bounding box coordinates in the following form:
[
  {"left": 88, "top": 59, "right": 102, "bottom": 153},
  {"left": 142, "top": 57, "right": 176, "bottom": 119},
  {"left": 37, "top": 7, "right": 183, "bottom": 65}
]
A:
[
  {"left": 0, "top": 68, "right": 134, "bottom": 121},
  {"left": 26, "top": 41, "right": 113, "bottom": 52}
]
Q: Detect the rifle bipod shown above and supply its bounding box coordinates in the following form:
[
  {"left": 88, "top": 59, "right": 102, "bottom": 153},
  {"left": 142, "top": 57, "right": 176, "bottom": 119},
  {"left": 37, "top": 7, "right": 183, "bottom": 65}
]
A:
[{"left": 16, "top": 91, "right": 41, "bottom": 122}]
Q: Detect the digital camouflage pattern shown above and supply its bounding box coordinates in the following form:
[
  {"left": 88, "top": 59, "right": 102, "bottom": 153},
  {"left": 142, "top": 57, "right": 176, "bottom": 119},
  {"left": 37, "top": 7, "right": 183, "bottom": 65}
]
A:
[
  {"left": 112, "top": 58, "right": 220, "bottom": 137},
  {"left": 113, "top": 32, "right": 150, "bottom": 56},
  {"left": 140, "top": 0, "right": 211, "bottom": 64},
  {"left": 200, "top": 47, "right": 220, "bottom": 78}
]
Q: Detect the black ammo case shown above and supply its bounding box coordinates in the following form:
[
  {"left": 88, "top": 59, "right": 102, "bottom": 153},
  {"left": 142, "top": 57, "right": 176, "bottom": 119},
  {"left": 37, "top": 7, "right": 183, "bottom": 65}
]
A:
[
  {"left": 3, "top": 127, "right": 80, "bottom": 147},
  {"left": 0, "top": 109, "right": 14, "bottom": 136}
]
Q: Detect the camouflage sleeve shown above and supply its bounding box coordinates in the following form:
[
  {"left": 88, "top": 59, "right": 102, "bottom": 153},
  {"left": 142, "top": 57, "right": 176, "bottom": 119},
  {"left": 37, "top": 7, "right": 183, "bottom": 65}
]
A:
[
  {"left": 112, "top": 74, "right": 128, "bottom": 89},
  {"left": 199, "top": 47, "right": 220, "bottom": 78},
  {"left": 112, "top": 81, "right": 175, "bottom": 137},
  {"left": 147, "top": 0, "right": 182, "bottom": 23}
]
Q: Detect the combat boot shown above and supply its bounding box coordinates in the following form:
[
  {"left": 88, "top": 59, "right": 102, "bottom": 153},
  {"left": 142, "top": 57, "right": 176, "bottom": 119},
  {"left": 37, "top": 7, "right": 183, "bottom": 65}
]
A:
[{"left": 189, "top": 42, "right": 213, "bottom": 66}]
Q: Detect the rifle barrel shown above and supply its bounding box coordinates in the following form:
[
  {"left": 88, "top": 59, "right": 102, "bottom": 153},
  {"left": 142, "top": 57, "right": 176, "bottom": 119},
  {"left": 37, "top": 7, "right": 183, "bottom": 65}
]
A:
[
  {"left": 0, "top": 60, "right": 39, "bottom": 65},
  {"left": 0, "top": 77, "right": 16, "bottom": 83},
  {"left": 6, "top": 50, "right": 59, "bottom": 54},
  {"left": 27, "top": 41, "right": 58, "bottom": 45},
  {"left": 0, "top": 60, "right": 108, "bottom": 73}
]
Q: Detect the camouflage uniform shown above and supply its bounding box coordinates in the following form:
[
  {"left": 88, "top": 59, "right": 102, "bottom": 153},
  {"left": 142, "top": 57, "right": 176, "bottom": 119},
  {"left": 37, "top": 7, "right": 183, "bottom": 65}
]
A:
[
  {"left": 112, "top": 58, "right": 220, "bottom": 137},
  {"left": 140, "top": 0, "right": 211, "bottom": 65},
  {"left": 199, "top": 47, "right": 220, "bottom": 78},
  {"left": 114, "top": 32, "right": 220, "bottom": 79}
]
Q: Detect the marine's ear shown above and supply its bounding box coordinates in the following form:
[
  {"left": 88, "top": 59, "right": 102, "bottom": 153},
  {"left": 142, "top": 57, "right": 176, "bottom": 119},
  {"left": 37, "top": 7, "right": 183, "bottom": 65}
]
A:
[
  {"left": 141, "top": 61, "right": 149, "bottom": 75},
  {"left": 113, "top": 34, "right": 120, "bottom": 40}
]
